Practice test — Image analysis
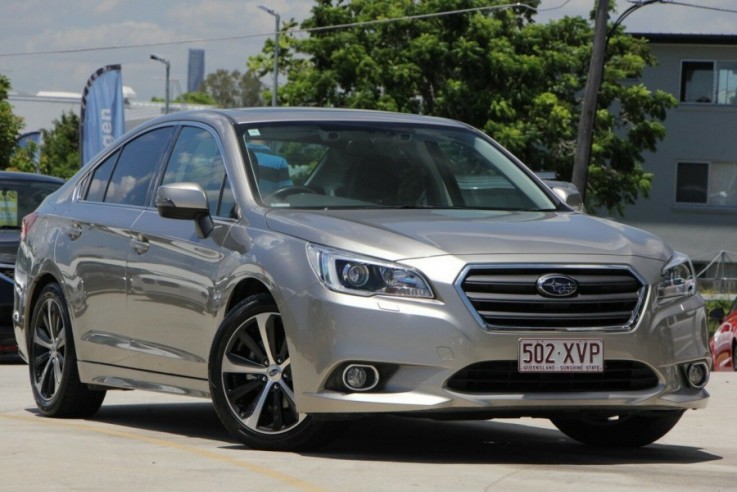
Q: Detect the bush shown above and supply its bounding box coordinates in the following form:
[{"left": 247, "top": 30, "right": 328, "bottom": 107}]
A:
[{"left": 705, "top": 298, "right": 733, "bottom": 336}]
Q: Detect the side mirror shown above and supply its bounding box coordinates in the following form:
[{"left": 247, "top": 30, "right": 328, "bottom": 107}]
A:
[
  {"left": 155, "top": 183, "right": 214, "bottom": 238},
  {"left": 551, "top": 185, "right": 585, "bottom": 213}
]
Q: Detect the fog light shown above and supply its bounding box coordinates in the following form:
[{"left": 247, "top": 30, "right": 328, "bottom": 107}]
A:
[
  {"left": 685, "top": 362, "right": 709, "bottom": 389},
  {"left": 342, "top": 364, "right": 379, "bottom": 392}
]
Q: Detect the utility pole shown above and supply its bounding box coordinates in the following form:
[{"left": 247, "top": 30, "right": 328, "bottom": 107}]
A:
[
  {"left": 259, "top": 5, "right": 280, "bottom": 107},
  {"left": 571, "top": 0, "right": 609, "bottom": 201},
  {"left": 572, "top": 0, "right": 663, "bottom": 202},
  {"left": 150, "top": 54, "right": 171, "bottom": 114}
]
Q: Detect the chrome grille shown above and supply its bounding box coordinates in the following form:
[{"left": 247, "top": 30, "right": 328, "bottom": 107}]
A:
[{"left": 458, "top": 265, "right": 646, "bottom": 330}]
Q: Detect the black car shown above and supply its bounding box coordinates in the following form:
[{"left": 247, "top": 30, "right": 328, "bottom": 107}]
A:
[{"left": 0, "top": 171, "right": 64, "bottom": 359}]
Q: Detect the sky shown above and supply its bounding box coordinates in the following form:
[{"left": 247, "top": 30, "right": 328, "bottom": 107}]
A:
[{"left": 1, "top": 0, "right": 736, "bottom": 103}]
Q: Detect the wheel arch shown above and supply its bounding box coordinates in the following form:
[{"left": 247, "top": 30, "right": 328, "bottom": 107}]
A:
[
  {"left": 24, "top": 272, "right": 64, "bottom": 334},
  {"left": 224, "top": 277, "right": 275, "bottom": 315}
]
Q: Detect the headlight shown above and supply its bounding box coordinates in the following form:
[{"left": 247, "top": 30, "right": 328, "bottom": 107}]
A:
[
  {"left": 658, "top": 252, "right": 697, "bottom": 303},
  {"left": 307, "top": 244, "right": 433, "bottom": 298}
]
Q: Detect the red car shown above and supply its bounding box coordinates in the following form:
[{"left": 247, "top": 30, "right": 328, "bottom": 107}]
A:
[{"left": 710, "top": 297, "right": 737, "bottom": 371}]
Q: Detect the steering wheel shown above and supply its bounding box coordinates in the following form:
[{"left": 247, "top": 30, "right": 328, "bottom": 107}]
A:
[{"left": 267, "top": 185, "right": 319, "bottom": 201}]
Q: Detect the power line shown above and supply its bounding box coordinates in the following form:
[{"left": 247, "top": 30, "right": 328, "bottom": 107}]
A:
[
  {"left": 0, "top": 1, "right": 570, "bottom": 58},
  {"left": 660, "top": 0, "right": 737, "bottom": 14}
]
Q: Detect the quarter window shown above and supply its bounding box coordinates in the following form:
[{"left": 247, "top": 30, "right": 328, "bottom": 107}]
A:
[{"left": 85, "top": 150, "right": 119, "bottom": 202}]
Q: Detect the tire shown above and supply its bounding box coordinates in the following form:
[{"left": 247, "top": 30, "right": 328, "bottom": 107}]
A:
[
  {"left": 731, "top": 342, "right": 737, "bottom": 372},
  {"left": 28, "top": 283, "right": 106, "bottom": 418},
  {"left": 550, "top": 410, "right": 684, "bottom": 447},
  {"left": 209, "top": 294, "right": 341, "bottom": 451}
]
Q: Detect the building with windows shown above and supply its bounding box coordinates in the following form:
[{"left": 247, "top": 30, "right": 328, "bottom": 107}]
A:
[{"left": 620, "top": 34, "right": 737, "bottom": 289}]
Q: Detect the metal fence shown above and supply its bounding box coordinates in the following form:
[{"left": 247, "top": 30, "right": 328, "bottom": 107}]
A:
[{"left": 694, "top": 250, "right": 737, "bottom": 294}]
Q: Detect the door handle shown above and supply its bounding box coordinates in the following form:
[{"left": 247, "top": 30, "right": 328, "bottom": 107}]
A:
[{"left": 130, "top": 236, "right": 150, "bottom": 254}]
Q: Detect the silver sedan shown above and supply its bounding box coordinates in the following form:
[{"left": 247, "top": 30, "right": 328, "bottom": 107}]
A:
[{"left": 14, "top": 108, "right": 709, "bottom": 450}]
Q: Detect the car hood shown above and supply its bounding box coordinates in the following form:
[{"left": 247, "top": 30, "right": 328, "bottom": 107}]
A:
[{"left": 264, "top": 209, "right": 673, "bottom": 262}]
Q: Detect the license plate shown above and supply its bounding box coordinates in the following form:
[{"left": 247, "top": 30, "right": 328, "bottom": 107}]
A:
[{"left": 518, "top": 338, "right": 604, "bottom": 373}]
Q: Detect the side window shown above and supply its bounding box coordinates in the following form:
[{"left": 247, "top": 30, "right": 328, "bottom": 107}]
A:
[
  {"left": 84, "top": 150, "right": 119, "bottom": 202},
  {"left": 161, "top": 126, "right": 232, "bottom": 217},
  {"left": 105, "top": 126, "right": 175, "bottom": 206}
]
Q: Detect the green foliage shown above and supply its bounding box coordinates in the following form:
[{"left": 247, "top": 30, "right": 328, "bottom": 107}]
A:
[
  {"left": 8, "top": 141, "right": 39, "bottom": 173},
  {"left": 174, "top": 91, "right": 217, "bottom": 105},
  {"left": 705, "top": 298, "right": 733, "bottom": 336},
  {"left": 249, "top": 0, "right": 677, "bottom": 216},
  {"left": 0, "top": 75, "right": 25, "bottom": 169},
  {"left": 38, "top": 111, "right": 81, "bottom": 179},
  {"left": 200, "top": 69, "right": 265, "bottom": 108}
]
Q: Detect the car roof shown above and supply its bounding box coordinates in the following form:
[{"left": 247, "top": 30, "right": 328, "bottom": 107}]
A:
[
  {"left": 138, "top": 107, "right": 473, "bottom": 130},
  {"left": 0, "top": 170, "right": 65, "bottom": 184}
]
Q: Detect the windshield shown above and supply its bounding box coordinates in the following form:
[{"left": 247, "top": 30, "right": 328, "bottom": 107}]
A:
[
  {"left": 238, "top": 122, "right": 557, "bottom": 211},
  {"left": 0, "top": 179, "right": 62, "bottom": 229}
]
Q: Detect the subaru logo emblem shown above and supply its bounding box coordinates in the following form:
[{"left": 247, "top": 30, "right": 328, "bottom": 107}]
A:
[{"left": 536, "top": 274, "right": 578, "bottom": 297}]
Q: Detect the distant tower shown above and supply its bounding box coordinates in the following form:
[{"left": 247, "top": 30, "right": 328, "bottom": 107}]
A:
[{"left": 187, "top": 49, "right": 205, "bottom": 93}]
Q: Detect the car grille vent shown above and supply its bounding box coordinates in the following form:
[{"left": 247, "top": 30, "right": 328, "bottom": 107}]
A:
[
  {"left": 458, "top": 265, "right": 646, "bottom": 330},
  {"left": 446, "top": 360, "right": 659, "bottom": 393}
]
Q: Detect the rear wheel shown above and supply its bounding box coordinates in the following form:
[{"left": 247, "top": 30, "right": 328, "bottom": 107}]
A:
[
  {"left": 732, "top": 341, "right": 737, "bottom": 371},
  {"left": 28, "top": 283, "right": 106, "bottom": 417},
  {"left": 209, "top": 294, "right": 341, "bottom": 450},
  {"left": 550, "top": 411, "right": 684, "bottom": 447}
]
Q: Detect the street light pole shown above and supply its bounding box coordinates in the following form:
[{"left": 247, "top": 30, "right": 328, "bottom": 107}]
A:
[
  {"left": 572, "top": 0, "right": 663, "bottom": 202},
  {"left": 150, "top": 54, "right": 171, "bottom": 114},
  {"left": 259, "top": 4, "right": 280, "bottom": 107}
]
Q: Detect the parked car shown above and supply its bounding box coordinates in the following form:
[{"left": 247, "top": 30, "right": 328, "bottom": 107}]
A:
[
  {"left": 0, "top": 171, "right": 63, "bottom": 360},
  {"left": 14, "top": 108, "right": 709, "bottom": 450},
  {"left": 709, "top": 297, "right": 737, "bottom": 371}
]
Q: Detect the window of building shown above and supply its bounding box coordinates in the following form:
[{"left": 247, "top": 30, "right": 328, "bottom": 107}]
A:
[
  {"left": 681, "top": 61, "right": 737, "bottom": 104},
  {"left": 676, "top": 161, "right": 737, "bottom": 206}
]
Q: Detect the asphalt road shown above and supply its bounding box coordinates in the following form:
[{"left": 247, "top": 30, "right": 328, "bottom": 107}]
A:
[{"left": 2, "top": 360, "right": 735, "bottom": 491}]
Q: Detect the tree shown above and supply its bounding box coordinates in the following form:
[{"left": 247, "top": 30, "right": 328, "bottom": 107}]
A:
[
  {"left": 249, "top": 0, "right": 676, "bottom": 215},
  {"left": 200, "top": 69, "right": 266, "bottom": 108},
  {"left": 37, "top": 111, "right": 80, "bottom": 179},
  {"left": 175, "top": 91, "right": 217, "bottom": 105},
  {"left": 0, "top": 75, "right": 25, "bottom": 169}
]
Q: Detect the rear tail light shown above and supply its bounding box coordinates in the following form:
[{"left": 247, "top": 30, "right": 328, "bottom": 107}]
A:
[{"left": 20, "top": 213, "right": 39, "bottom": 241}]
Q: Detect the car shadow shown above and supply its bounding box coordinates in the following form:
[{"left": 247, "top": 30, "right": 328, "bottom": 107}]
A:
[
  {"left": 26, "top": 402, "right": 721, "bottom": 465},
  {"left": 69, "top": 401, "right": 232, "bottom": 443},
  {"left": 304, "top": 415, "right": 722, "bottom": 465}
]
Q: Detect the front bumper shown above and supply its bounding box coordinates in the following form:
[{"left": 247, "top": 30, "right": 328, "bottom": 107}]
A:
[{"left": 282, "top": 258, "right": 710, "bottom": 416}]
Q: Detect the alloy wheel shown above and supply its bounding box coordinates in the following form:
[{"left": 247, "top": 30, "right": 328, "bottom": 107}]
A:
[
  {"left": 31, "top": 296, "right": 67, "bottom": 402},
  {"left": 221, "top": 312, "right": 305, "bottom": 434}
]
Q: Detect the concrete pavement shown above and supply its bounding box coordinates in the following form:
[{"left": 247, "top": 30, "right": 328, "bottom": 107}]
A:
[{"left": 2, "top": 360, "right": 735, "bottom": 491}]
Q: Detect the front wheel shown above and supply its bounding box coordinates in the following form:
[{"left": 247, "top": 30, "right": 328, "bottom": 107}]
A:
[
  {"left": 209, "top": 294, "right": 341, "bottom": 451},
  {"left": 28, "top": 283, "right": 106, "bottom": 417},
  {"left": 550, "top": 410, "right": 684, "bottom": 447}
]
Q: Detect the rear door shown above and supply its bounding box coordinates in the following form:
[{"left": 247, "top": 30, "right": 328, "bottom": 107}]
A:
[{"left": 57, "top": 126, "right": 175, "bottom": 364}]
